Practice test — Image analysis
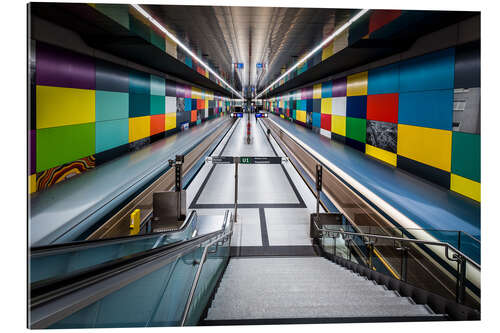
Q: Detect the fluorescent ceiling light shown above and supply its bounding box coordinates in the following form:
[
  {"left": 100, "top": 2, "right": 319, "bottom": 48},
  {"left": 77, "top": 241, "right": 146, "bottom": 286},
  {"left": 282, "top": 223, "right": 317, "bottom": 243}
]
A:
[
  {"left": 254, "top": 9, "right": 370, "bottom": 100},
  {"left": 131, "top": 4, "right": 243, "bottom": 99}
]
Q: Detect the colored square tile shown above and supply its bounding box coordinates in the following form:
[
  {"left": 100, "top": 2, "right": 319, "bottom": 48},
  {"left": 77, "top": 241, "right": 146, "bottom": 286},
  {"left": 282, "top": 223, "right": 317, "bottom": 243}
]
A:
[
  {"left": 331, "top": 115, "right": 346, "bottom": 136},
  {"left": 312, "top": 99, "right": 321, "bottom": 113},
  {"left": 450, "top": 173, "right": 480, "bottom": 202},
  {"left": 347, "top": 71, "right": 368, "bottom": 96},
  {"left": 321, "top": 80, "right": 333, "bottom": 98},
  {"left": 313, "top": 84, "right": 322, "bottom": 99},
  {"left": 312, "top": 112, "right": 321, "bottom": 128},
  {"left": 129, "top": 70, "right": 150, "bottom": 95},
  {"left": 367, "top": 93, "right": 398, "bottom": 123},
  {"left": 399, "top": 48, "right": 455, "bottom": 92},
  {"left": 321, "top": 98, "right": 332, "bottom": 114},
  {"left": 95, "top": 118, "right": 129, "bottom": 153},
  {"left": 150, "top": 95, "right": 165, "bottom": 115},
  {"left": 150, "top": 114, "right": 165, "bottom": 136},
  {"left": 451, "top": 132, "right": 480, "bottom": 182},
  {"left": 398, "top": 90, "right": 453, "bottom": 130},
  {"left": 346, "top": 95, "right": 367, "bottom": 119},
  {"left": 96, "top": 59, "right": 129, "bottom": 93},
  {"left": 36, "top": 86, "right": 95, "bottom": 129},
  {"left": 332, "top": 97, "right": 347, "bottom": 116},
  {"left": 166, "top": 96, "right": 176, "bottom": 114},
  {"left": 191, "top": 110, "right": 197, "bottom": 122},
  {"left": 332, "top": 77, "right": 347, "bottom": 97},
  {"left": 346, "top": 117, "right": 366, "bottom": 143},
  {"left": 36, "top": 123, "right": 95, "bottom": 172},
  {"left": 397, "top": 124, "right": 452, "bottom": 172},
  {"left": 36, "top": 42, "right": 95, "bottom": 90},
  {"left": 368, "top": 63, "right": 399, "bottom": 95},
  {"left": 296, "top": 110, "right": 307, "bottom": 123},
  {"left": 95, "top": 90, "right": 128, "bottom": 121},
  {"left": 321, "top": 114, "right": 331, "bottom": 131},
  {"left": 322, "top": 41, "right": 334, "bottom": 60},
  {"left": 129, "top": 93, "right": 150, "bottom": 117},
  {"left": 129, "top": 116, "right": 150, "bottom": 142},
  {"left": 369, "top": 10, "right": 401, "bottom": 33},
  {"left": 366, "top": 144, "right": 397, "bottom": 166},
  {"left": 150, "top": 75, "right": 165, "bottom": 96}
]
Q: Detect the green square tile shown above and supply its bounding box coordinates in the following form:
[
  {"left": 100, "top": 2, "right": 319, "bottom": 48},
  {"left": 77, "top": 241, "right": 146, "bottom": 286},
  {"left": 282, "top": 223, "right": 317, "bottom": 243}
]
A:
[
  {"left": 150, "top": 75, "right": 165, "bottom": 96},
  {"left": 150, "top": 30, "right": 166, "bottom": 51},
  {"left": 346, "top": 117, "right": 366, "bottom": 142},
  {"left": 36, "top": 123, "right": 95, "bottom": 172},
  {"left": 129, "top": 14, "right": 150, "bottom": 42},
  {"left": 150, "top": 95, "right": 165, "bottom": 115},
  {"left": 452, "top": 132, "right": 480, "bottom": 182}
]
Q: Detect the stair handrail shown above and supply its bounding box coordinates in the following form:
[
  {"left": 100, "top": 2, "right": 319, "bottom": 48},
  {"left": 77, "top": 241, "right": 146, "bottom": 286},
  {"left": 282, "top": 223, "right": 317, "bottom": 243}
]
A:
[
  {"left": 181, "top": 210, "right": 233, "bottom": 326},
  {"left": 313, "top": 220, "right": 480, "bottom": 305}
]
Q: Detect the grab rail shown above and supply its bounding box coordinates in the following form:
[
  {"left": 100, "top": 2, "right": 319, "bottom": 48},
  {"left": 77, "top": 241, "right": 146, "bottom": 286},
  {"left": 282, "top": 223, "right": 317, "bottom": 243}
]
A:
[
  {"left": 313, "top": 219, "right": 480, "bottom": 304},
  {"left": 181, "top": 211, "right": 232, "bottom": 326}
]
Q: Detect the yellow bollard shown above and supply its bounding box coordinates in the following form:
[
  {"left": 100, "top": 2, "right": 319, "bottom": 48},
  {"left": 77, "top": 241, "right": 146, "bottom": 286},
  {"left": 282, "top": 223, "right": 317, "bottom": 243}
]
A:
[{"left": 129, "top": 209, "right": 141, "bottom": 235}]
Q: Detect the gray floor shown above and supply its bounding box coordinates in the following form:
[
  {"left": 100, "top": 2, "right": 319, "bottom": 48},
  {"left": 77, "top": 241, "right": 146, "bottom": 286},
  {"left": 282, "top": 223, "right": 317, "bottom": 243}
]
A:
[{"left": 186, "top": 115, "right": 322, "bottom": 248}]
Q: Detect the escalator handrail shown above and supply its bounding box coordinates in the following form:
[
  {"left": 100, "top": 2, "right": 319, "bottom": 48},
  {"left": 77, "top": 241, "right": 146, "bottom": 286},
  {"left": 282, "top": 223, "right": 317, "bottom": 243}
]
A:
[
  {"left": 30, "top": 210, "right": 198, "bottom": 257},
  {"left": 30, "top": 210, "right": 231, "bottom": 328}
]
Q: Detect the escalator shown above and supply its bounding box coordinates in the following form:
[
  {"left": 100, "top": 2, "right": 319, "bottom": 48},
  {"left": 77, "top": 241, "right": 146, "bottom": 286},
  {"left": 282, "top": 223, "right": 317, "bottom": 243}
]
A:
[{"left": 29, "top": 210, "right": 232, "bottom": 328}]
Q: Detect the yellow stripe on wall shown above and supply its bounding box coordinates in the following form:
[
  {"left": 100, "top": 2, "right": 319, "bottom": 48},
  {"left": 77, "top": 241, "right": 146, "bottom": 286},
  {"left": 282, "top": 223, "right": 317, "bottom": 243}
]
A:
[
  {"left": 331, "top": 115, "right": 346, "bottom": 136},
  {"left": 321, "top": 98, "right": 332, "bottom": 114},
  {"left": 346, "top": 71, "right": 368, "bottom": 96},
  {"left": 397, "top": 124, "right": 452, "bottom": 172},
  {"left": 296, "top": 110, "right": 307, "bottom": 123},
  {"left": 36, "top": 85, "right": 95, "bottom": 129},
  {"left": 29, "top": 174, "right": 37, "bottom": 194},
  {"left": 451, "top": 174, "right": 480, "bottom": 202},
  {"left": 313, "top": 84, "right": 322, "bottom": 99},
  {"left": 366, "top": 144, "right": 397, "bottom": 166},
  {"left": 321, "top": 41, "right": 334, "bottom": 60},
  {"left": 165, "top": 113, "right": 176, "bottom": 131},
  {"left": 129, "top": 116, "right": 150, "bottom": 142}
]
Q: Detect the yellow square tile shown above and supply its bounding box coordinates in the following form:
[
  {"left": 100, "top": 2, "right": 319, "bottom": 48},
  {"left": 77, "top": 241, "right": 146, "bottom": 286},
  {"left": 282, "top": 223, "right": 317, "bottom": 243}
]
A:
[
  {"left": 129, "top": 116, "right": 150, "bottom": 142},
  {"left": 36, "top": 86, "right": 95, "bottom": 129},
  {"left": 331, "top": 115, "right": 346, "bottom": 136},
  {"left": 366, "top": 145, "right": 397, "bottom": 166},
  {"left": 346, "top": 71, "right": 368, "bottom": 96},
  {"left": 321, "top": 98, "right": 332, "bottom": 114},
  {"left": 397, "top": 124, "right": 452, "bottom": 172},
  {"left": 451, "top": 174, "right": 480, "bottom": 202}
]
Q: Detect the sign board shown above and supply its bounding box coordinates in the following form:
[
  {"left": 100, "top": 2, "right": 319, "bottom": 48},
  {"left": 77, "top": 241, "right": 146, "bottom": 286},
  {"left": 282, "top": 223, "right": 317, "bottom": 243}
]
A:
[{"left": 208, "top": 156, "right": 283, "bottom": 164}]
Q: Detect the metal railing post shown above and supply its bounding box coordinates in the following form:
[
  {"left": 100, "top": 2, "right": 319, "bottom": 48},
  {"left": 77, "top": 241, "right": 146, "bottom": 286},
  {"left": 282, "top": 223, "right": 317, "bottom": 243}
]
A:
[
  {"left": 456, "top": 254, "right": 467, "bottom": 304},
  {"left": 234, "top": 157, "right": 239, "bottom": 223}
]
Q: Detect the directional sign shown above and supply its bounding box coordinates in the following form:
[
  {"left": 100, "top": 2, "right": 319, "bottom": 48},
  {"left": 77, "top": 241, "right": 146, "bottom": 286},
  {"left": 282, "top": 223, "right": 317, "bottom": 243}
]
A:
[
  {"left": 208, "top": 156, "right": 285, "bottom": 164},
  {"left": 256, "top": 63, "right": 263, "bottom": 69}
]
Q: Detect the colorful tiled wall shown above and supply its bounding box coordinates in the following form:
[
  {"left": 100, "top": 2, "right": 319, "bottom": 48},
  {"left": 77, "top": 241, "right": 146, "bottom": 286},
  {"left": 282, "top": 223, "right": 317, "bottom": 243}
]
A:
[
  {"left": 29, "top": 42, "right": 231, "bottom": 194},
  {"left": 271, "top": 10, "right": 402, "bottom": 91},
  {"left": 91, "top": 3, "right": 230, "bottom": 88},
  {"left": 267, "top": 43, "right": 480, "bottom": 202}
]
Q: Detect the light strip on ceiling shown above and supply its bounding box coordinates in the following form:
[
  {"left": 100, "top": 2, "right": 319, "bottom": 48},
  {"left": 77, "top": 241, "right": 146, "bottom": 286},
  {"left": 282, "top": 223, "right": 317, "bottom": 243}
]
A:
[
  {"left": 131, "top": 4, "right": 243, "bottom": 99},
  {"left": 254, "top": 9, "right": 370, "bottom": 100}
]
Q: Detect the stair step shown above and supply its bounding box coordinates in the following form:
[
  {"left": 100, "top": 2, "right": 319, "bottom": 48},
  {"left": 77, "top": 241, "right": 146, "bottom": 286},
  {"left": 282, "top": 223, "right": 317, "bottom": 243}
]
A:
[
  {"left": 212, "top": 285, "right": 396, "bottom": 299},
  {"left": 211, "top": 295, "right": 412, "bottom": 309},
  {"left": 206, "top": 303, "right": 436, "bottom": 320}
]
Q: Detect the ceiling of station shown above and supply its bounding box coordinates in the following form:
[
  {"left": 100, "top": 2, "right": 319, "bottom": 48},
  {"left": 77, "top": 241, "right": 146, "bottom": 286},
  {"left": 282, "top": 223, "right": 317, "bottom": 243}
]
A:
[{"left": 143, "top": 4, "right": 355, "bottom": 98}]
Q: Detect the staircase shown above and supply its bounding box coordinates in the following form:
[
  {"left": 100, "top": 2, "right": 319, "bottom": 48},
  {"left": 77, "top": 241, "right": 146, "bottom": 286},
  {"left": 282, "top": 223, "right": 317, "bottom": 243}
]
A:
[{"left": 203, "top": 257, "right": 444, "bottom": 324}]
